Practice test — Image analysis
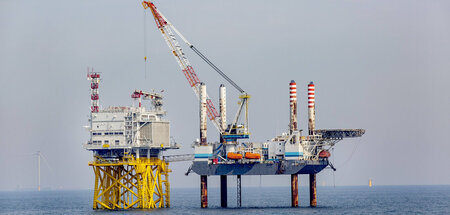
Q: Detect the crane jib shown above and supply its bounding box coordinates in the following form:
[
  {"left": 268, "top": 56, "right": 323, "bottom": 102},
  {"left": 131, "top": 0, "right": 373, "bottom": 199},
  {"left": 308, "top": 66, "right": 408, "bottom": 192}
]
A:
[
  {"left": 144, "top": 0, "right": 244, "bottom": 94},
  {"left": 143, "top": 1, "right": 251, "bottom": 134}
]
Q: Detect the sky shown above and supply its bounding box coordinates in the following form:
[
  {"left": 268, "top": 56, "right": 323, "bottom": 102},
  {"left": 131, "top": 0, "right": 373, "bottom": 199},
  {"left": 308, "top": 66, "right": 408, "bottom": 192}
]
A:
[{"left": 0, "top": 0, "right": 449, "bottom": 191}]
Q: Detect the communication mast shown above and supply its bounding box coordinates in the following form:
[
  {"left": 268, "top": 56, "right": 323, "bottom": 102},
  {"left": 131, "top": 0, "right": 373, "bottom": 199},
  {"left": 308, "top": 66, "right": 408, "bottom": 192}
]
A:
[{"left": 87, "top": 68, "right": 100, "bottom": 113}]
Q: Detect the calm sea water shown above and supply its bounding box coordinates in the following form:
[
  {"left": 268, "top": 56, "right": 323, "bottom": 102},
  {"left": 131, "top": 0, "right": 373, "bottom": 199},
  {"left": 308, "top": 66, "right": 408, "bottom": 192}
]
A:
[{"left": 1, "top": 186, "right": 449, "bottom": 214}]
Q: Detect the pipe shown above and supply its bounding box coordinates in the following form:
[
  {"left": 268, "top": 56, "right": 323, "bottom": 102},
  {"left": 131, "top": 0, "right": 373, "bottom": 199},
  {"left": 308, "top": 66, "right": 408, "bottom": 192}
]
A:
[
  {"left": 219, "top": 84, "right": 227, "bottom": 133},
  {"left": 308, "top": 82, "right": 315, "bottom": 135},
  {"left": 290, "top": 80, "right": 298, "bottom": 134},
  {"left": 200, "top": 83, "right": 207, "bottom": 145}
]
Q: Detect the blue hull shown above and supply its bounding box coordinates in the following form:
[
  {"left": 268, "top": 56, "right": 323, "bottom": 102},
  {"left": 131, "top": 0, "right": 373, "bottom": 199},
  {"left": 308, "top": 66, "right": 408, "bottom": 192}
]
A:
[{"left": 191, "top": 159, "right": 329, "bottom": 175}]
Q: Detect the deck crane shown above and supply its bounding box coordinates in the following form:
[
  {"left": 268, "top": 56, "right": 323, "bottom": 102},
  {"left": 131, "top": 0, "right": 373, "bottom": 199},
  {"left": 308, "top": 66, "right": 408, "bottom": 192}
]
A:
[
  {"left": 142, "top": 1, "right": 250, "bottom": 141},
  {"left": 131, "top": 89, "right": 163, "bottom": 111}
]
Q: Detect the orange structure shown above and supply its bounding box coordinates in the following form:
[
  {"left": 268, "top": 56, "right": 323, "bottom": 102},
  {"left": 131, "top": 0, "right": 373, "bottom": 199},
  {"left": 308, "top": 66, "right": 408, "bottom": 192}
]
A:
[
  {"left": 227, "top": 153, "right": 243, "bottom": 160},
  {"left": 244, "top": 152, "right": 261, "bottom": 159}
]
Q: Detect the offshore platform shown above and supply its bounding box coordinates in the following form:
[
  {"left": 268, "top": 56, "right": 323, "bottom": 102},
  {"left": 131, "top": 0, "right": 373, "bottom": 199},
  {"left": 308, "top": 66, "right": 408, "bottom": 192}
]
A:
[
  {"left": 141, "top": 1, "right": 365, "bottom": 208},
  {"left": 84, "top": 1, "right": 365, "bottom": 210},
  {"left": 189, "top": 80, "right": 365, "bottom": 208},
  {"left": 84, "top": 69, "right": 179, "bottom": 209}
]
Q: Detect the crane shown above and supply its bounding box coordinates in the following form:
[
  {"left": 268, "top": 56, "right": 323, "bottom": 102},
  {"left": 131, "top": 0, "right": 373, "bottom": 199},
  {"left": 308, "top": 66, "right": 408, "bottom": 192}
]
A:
[
  {"left": 142, "top": 1, "right": 249, "bottom": 140},
  {"left": 131, "top": 89, "right": 163, "bottom": 111}
]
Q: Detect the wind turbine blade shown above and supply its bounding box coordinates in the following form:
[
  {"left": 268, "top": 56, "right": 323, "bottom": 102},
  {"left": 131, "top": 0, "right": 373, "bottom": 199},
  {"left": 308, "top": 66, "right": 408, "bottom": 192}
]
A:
[{"left": 39, "top": 152, "right": 55, "bottom": 175}]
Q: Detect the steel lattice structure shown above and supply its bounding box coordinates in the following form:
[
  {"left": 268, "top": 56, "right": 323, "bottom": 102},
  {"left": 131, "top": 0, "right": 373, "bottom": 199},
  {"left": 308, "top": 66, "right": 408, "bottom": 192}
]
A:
[{"left": 91, "top": 157, "right": 170, "bottom": 210}]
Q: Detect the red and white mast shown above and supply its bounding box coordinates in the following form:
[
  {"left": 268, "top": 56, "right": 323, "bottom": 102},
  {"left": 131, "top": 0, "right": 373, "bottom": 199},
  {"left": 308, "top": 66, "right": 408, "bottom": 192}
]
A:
[
  {"left": 289, "top": 80, "right": 298, "bottom": 134},
  {"left": 308, "top": 82, "right": 315, "bottom": 135},
  {"left": 87, "top": 68, "right": 100, "bottom": 113},
  {"left": 131, "top": 90, "right": 143, "bottom": 108}
]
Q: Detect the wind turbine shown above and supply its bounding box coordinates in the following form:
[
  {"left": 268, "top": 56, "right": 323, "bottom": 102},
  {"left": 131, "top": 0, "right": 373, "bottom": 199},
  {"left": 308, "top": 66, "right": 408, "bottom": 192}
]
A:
[
  {"left": 33, "top": 151, "right": 42, "bottom": 191},
  {"left": 33, "top": 151, "right": 52, "bottom": 191}
]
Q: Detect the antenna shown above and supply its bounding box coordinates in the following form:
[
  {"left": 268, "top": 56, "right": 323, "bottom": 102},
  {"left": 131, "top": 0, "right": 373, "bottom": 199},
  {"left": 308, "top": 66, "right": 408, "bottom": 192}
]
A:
[{"left": 87, "top": 68, "right": 100, "bottom": 113}]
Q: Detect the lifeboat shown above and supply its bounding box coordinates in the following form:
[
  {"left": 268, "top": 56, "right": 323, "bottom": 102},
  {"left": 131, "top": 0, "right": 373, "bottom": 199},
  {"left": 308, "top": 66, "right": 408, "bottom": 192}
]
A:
[
  {"left": 319, "top": 150, "right": 331, "bottom": 158},
  {"left": 227, "top": 152, "right": 243, "bottom": 160},
  {"left": 245, "top": 152, "right": 261, "bottom": 159}
]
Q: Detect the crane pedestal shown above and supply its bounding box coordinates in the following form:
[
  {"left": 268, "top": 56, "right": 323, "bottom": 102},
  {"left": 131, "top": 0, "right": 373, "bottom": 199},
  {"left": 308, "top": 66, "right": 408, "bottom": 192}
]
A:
[{"left": 90, "top": 157, "right": 170, "bottom": 210}]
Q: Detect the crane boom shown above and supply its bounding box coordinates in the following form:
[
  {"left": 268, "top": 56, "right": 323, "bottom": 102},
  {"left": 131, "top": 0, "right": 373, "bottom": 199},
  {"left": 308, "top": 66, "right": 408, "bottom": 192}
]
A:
[
  {"left": 143, "top": 2, "right": 244, "bottom": 94},
  {"left": 143, "top": 1, "right": 222, "bottom": 132},
  {"left": 142, "top": 1, "right": 250, "bottom": 140}
]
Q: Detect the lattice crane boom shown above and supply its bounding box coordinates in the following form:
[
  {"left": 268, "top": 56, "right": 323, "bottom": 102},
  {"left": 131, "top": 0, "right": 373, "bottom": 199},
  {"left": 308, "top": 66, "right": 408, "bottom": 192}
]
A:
[
  {"left": 143, "top": 2, "right": 245, "bottom": 94},
  {"left": 143, "top": 1, "right": 222, "bottom": 132}
]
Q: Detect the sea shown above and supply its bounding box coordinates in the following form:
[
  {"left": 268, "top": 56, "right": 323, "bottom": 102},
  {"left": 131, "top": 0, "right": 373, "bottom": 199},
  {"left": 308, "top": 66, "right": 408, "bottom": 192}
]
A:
[{"left": 1, "top": 186, "right": 449, "bottom": 214}]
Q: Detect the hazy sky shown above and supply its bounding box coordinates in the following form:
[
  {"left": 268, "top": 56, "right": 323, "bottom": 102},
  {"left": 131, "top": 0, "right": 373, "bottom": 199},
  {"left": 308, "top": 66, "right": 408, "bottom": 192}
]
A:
[{"left": 0, "top": 0, "right": 449, "bottom": 191}]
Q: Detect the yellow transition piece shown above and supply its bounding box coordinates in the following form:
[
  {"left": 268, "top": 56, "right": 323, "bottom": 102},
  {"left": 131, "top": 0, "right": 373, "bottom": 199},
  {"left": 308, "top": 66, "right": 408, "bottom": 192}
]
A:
[{"left": 90, "top": 156, "right": 170, "bottom": 210}]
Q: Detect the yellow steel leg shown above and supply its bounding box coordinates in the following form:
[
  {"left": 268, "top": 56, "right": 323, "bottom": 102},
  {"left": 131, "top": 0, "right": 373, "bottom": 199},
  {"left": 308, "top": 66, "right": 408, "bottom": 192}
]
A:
[{"left": 90, "top": 157, "right": 170, "bottom": 210}]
